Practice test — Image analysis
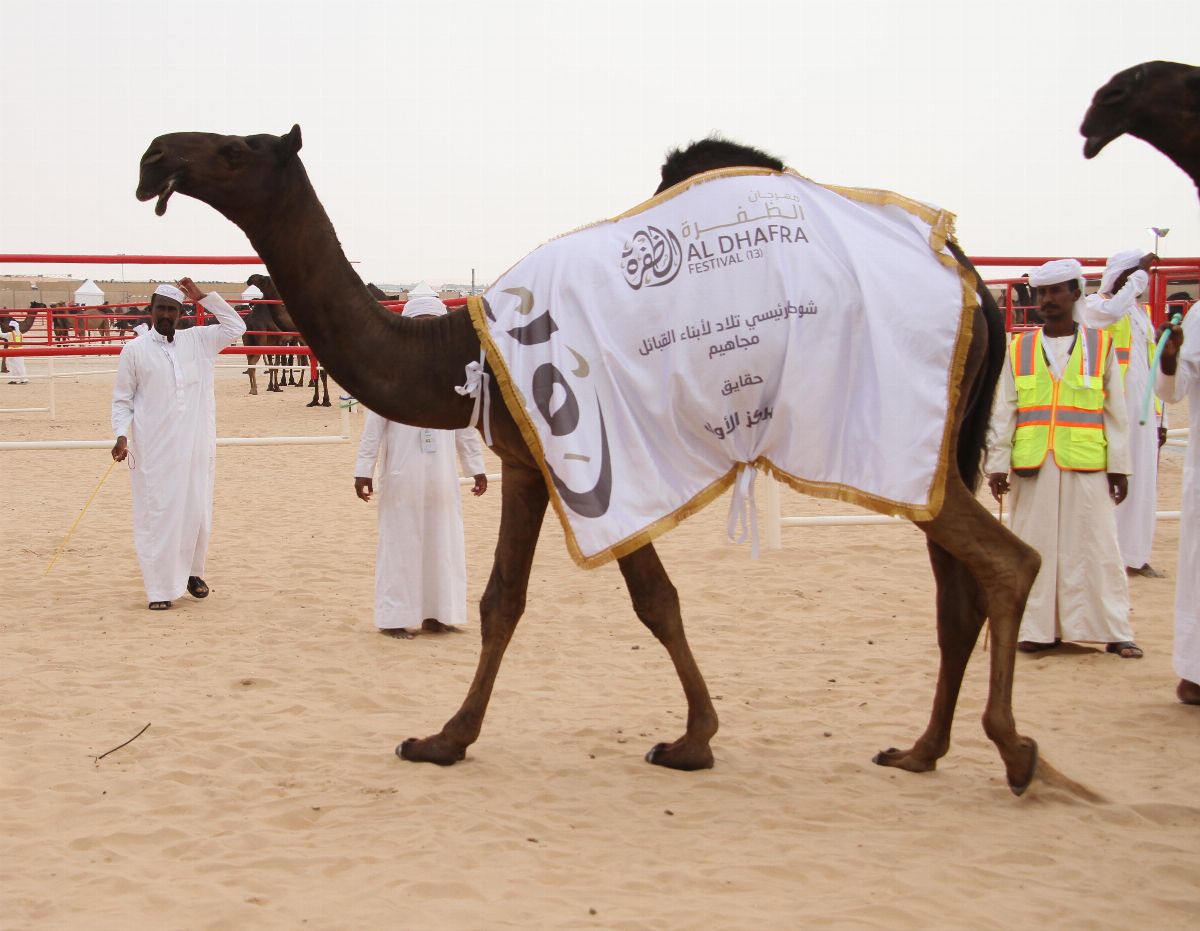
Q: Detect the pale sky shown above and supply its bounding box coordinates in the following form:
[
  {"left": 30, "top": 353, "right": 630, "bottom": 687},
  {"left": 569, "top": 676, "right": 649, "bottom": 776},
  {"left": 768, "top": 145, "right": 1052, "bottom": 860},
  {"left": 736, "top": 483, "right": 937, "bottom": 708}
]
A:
[{"left": 1, "top": 0, "right": 1197, "bottom": 288}]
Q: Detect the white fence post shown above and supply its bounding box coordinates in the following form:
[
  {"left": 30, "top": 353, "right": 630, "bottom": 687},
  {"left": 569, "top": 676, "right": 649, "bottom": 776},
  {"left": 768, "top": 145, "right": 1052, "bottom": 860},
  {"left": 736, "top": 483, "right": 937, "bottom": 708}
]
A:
[
  {"left": 762, "top": 477, "right": 782, "bottom": 550},
  {"left": 47, "top": 356, "right": 56, "bottom": 420}
]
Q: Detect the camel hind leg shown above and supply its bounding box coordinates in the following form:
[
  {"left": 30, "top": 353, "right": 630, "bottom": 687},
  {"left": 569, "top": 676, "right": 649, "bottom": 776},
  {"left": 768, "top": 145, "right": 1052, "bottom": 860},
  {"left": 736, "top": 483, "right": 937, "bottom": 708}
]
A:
[
  {"left": 398, "top": 463, "right": 549, "bottom": 765},
  {"left": 618, "top": 544, "right": 718, "bottom": 770},
  {"left": 877, "top": 477, "right": 1040, "bottom": 795},
  {"left": 872, "top": 538, "right": 987, "bottom": 772},
  {"left": 246, "top": 352, "right": 260, "bottom": 394}
]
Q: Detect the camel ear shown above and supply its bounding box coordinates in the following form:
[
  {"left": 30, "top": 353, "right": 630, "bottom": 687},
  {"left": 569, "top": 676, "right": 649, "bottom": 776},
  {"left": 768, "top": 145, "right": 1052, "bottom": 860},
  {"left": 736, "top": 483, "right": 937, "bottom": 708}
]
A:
[{"left": 279, "top": 124, "right": 303, "bottom": 161}]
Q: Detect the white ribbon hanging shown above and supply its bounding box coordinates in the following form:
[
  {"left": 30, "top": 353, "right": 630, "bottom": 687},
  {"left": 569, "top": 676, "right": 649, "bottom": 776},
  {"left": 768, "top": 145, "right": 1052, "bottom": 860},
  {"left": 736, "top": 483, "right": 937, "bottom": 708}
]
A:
[
  {"left": 725, "top": 463, "right": 761, "bottom": 559},
  {"left": 455, "top": 347, "right": 493, "bottom": 446}
]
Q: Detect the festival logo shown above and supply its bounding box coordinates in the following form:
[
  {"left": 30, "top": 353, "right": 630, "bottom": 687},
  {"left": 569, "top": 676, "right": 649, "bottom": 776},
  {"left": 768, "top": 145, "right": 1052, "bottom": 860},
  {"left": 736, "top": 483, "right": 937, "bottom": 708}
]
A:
[
  {"left": 621, "top": 226, "right": 683, "bottom": 290},
  {"left": 619, "top": 188, "right": 811, "bottom": 288}
]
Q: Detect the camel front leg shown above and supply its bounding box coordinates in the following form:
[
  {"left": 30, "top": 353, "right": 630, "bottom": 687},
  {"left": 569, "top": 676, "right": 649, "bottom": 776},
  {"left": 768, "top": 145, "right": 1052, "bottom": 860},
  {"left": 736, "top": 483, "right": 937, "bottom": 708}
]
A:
[
  {"left": 398, "top": 464, "right": 549, "bottom": 765},
  {"left": 618, "top": 544, "right": 718, "bottom": 770}
]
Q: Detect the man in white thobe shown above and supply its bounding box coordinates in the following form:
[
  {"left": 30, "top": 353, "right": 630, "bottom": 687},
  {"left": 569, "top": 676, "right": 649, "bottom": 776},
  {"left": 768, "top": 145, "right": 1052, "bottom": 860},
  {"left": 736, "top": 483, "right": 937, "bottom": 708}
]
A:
[
  {"left": 1081, "top": 250, "right": 1166, "bottom": 576},
  {"left": 353, "top": 287, "right": 488, "bottom": 638},
  {"left": 4, "top": 318, "right": 28, "bottom": 383},
  {"left": 1155, "top": 305, "right": 1200, "bottom": 703},
  {"left": 986, "top": 259, "right": 1141, "bottom": 657},
  {"left": 111, "top": 279, "right": 247, "bottom": 610}
]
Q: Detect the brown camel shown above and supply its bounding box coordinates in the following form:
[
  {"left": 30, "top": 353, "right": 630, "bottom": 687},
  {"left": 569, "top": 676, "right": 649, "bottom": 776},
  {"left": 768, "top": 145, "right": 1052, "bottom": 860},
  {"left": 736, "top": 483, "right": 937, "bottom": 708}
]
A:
[
  {"left": 245, "top": 273, "right": 330, "bottom": 406},
  {"left": 239, "top": 301, "right": 288, "bottom": 394},
  {"left": 1081, "top": 60, "right": 1200, "bottom": 196},
  {"left": 136, "top": 126, "right": 1041, "bottom": 794},
  {"left": 47, "top": 302, "right": 74, "bottom": 343}
]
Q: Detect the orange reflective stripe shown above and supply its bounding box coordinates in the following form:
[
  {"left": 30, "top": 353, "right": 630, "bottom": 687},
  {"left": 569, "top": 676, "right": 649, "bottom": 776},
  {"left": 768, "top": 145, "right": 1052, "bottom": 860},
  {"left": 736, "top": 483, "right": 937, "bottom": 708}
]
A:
[{"left": 1012, "top": 331, "right": 1036, "bottom": 375}]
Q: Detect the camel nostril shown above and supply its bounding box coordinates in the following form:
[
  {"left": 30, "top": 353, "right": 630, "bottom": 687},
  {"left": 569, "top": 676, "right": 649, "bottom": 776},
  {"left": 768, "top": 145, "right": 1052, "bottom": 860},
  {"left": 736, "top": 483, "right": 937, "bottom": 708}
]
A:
[
  {"left": 1095, "top": 87, "right": 1128, "bottom": 107},
  {"left": 142, "top": 149, "right": 164, "bottom": 165}
]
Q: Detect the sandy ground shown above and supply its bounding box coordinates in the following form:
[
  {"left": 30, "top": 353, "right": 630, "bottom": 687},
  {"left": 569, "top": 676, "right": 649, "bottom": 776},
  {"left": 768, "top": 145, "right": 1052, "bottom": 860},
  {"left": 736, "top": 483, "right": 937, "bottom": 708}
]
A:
[{"left": 1, "top": 358, "right": 1197, "bottom": 930}]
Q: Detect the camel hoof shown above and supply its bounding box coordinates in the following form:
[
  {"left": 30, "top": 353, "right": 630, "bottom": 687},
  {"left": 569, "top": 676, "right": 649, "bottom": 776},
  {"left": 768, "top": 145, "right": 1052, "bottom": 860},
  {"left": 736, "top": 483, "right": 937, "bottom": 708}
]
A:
[
  {"left": 322, "top": 400, "right": 331, "bottom": 407},
  {"left": 644, "top": 740, "right": 714, "bottom": 771},
  {"left": 1006, "top": 738, "right": 1038, "bottom": 797},
  {"left": 872, "top": 746, "right": 937, "bottom": 773},
  {"left": 397, "top": 736, "right": 467, "bottom": 766},
  {"left": 306, "top": 400, "right": 319, "bottom": 407}
]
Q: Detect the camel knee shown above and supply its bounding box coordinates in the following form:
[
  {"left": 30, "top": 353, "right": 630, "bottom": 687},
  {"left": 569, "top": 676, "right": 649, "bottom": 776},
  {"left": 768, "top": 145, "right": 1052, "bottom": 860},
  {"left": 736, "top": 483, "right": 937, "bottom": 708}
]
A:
[{"left": 479, "top": 586, "right": 525, "bottom": 633}]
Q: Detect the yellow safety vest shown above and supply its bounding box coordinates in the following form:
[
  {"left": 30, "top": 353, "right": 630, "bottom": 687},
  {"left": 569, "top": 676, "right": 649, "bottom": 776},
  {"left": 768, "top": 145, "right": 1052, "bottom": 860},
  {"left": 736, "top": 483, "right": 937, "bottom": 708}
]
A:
[
  {"left": 1009, "top": 326, "right": 1110, "bottom": 473},
  {"left": 1103, "top": 302, "right": 1162, "bottom": 414}
]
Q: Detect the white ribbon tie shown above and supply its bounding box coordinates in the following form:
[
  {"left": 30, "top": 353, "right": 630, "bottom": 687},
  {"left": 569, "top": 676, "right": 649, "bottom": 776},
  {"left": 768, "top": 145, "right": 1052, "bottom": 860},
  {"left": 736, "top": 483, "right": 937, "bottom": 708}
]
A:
[
  {"left": 455, "top": 348, "right": 493, "bottom": 446},
  {"left": 726, "top": 463, "right": 761, "bottom": 559}
]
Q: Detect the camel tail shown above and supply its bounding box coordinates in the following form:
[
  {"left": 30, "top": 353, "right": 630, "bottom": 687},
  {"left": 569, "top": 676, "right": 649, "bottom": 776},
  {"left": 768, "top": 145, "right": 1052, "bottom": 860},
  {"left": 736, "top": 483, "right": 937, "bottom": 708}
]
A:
[{"left": 947, "top": 241, "right": 1005, "bottom": 494}]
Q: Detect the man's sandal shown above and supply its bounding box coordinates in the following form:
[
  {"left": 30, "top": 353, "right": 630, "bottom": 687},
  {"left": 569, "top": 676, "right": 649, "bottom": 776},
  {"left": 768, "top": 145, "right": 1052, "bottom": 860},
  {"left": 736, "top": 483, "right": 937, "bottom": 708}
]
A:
[
  {"left": 187, "top": 577, "right": 210, "bottom": 598},
  {"left": 149, "top": 601, "right": 172, "bottom": 611},
  {"left": 1106, "top": 641, "right": 1144, "bottom": 659}
]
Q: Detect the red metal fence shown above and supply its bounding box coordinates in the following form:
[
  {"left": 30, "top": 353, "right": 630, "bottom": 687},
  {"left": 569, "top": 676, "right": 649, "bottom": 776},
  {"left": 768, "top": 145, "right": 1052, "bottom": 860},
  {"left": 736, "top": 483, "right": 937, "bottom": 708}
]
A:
[
  {"left": 973, "top": 256, "right": 1199, "bottom": 332},
  {"left": 0, "top": 254, "right": 471, "bottom": 347},
  {"left": 3, "top": 253, "right": 1196, "bottom": 347}
]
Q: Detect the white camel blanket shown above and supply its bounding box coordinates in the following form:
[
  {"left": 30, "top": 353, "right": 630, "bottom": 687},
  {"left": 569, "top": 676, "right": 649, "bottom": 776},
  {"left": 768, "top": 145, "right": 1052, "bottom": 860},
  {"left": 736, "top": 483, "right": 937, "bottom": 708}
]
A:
[{"left": 468, "top": 169, "right": 975, "bottom": 568}]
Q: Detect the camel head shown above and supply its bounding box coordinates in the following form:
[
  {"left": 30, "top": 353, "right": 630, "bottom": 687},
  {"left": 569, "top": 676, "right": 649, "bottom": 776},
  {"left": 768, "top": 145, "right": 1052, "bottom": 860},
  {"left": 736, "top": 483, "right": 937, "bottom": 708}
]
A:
[
  {"left": 1081, "top": 61, "right": 1200, "bottom": 160},
  {"left": 137, "top": 125, "right": 304, "bottom": 221},
  {"left": 245, "top": 273, "right": 277, "bottom": 297}
]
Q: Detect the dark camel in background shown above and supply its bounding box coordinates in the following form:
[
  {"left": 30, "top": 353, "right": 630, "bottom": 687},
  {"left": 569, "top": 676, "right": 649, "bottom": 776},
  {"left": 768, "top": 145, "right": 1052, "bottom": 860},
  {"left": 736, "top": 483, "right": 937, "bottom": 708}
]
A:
[
  {"left": 239, "top": 301, "right": 286, "bottom": 395},
  {"left": 367, "top": 282, "right": 399, "bottom": 302},
  {"left": 245, "top": 273, "right": 330, "bottom": 406},
  {"left": 1082, "top": 60, "right": 1200, "bottom": 197},
  {"left": 136, "top": 126, "right": 1041, "bottom": 794}
]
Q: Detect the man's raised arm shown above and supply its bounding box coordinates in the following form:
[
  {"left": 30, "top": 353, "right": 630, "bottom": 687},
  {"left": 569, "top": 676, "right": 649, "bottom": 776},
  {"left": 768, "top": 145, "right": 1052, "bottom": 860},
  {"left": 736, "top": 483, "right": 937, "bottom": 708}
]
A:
[{"left": 178, "top": 277, "right": 247, "bottom": 354}]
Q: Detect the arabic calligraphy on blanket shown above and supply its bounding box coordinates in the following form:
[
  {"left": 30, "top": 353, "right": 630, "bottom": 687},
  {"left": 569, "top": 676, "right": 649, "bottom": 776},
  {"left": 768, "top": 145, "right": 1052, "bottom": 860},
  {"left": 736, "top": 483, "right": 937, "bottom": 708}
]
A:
[{"left": 470, "top": 169, "right": 972, "bottom": 567}]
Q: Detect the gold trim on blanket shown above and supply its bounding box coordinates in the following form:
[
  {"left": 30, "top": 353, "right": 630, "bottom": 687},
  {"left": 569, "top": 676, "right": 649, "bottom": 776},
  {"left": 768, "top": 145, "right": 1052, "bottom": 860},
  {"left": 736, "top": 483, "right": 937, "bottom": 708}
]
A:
[{"left": 467, "top": 172, "right": 978, "bottom": 569}]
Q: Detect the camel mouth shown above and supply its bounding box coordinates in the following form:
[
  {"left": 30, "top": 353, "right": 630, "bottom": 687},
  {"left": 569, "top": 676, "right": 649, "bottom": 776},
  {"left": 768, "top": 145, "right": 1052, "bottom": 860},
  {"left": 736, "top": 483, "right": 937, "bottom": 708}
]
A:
[
  {"left": 136, "top": 173, "right": 180, "bottom": 216},
  {"left": 1082, "top": 133, "right": 1118, "bottom": 160},
  {"left": 154, "top": 176, "right": 178, "bottom": 216}
]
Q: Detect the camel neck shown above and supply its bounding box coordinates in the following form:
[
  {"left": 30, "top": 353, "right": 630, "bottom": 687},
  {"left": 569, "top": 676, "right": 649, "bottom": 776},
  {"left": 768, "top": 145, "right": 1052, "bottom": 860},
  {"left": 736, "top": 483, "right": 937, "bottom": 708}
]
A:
[
  {"left": 234, "top": 165, "right": 479, "bottom": 429},
  {"left": 1134, "top": 125, "right": 1200, "bottom": 196}
]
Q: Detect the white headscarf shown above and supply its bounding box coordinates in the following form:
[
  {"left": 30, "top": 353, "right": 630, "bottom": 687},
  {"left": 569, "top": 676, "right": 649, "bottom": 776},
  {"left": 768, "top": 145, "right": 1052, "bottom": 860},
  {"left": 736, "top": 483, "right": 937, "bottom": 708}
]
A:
[
  {"left": 404, "top": 282, "right": 447, "bottom": 318},
  {"left": 1029, "top": 259, "right": 1084, "bottom": 290},
  {"left": 1099, "top": 249, "right": 1146, "bottom": 295},
  {"left": 1029, "top": 259, "right": 1087, "bottom": 321},
  {"left": 153, "top": 283, "right": 185, "bottom": 304}
]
